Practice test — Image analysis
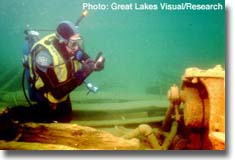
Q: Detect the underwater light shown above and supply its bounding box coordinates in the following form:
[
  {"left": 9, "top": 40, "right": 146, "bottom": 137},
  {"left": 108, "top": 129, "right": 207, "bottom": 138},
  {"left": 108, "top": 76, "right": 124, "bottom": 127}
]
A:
[{"left": 84, "top": 81, "right": 99, "bottom": 94}]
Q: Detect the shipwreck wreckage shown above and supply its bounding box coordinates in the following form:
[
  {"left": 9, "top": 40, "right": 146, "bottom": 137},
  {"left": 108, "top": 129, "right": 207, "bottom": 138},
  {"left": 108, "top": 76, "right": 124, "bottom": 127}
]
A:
[{"left": 0, "top": 65, "right": 225, "bottom": 150}]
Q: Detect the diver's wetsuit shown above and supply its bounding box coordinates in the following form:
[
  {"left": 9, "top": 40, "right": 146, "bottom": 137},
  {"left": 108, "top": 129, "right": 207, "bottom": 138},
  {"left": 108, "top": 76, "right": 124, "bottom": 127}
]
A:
[{"left": 31, "top": 39, "right": 91, "bottom": 122}]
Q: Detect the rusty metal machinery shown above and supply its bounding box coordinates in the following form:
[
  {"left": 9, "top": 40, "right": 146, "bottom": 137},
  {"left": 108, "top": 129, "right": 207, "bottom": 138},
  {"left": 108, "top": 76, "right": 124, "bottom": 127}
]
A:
[
  {"left": 121, "top": 65, "right": 225, "bottom": 150},
  {"left": 166, "top": 65, "right": 225, "bottom": 150}
]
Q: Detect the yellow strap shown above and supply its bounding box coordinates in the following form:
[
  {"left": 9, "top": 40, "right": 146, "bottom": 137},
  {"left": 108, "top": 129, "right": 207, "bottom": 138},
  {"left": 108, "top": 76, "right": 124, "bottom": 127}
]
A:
[{"left": 44, "top": 92, "right": 68, "bottom": 103}]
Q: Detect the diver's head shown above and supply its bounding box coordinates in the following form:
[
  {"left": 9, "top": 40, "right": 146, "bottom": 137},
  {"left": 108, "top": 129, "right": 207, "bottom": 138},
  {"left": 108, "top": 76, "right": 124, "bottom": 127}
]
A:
[{"left": 56, "top": 21, "right": 81, "bottom": 54}]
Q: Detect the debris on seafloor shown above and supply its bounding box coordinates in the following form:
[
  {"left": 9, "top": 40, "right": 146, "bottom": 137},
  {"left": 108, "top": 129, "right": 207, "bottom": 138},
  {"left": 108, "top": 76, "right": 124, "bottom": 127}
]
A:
[{"left": 0, "top": 65, "right": 225, "bottom": 150}]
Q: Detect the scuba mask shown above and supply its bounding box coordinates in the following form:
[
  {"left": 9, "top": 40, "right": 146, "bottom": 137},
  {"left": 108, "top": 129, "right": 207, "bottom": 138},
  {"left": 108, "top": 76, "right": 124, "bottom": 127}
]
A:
[
  {"left": 67, "top": 39, "right": 79, "bottom": 50},
  {"left": 67, "top": 37, "right": 84, "bottom": 50}
]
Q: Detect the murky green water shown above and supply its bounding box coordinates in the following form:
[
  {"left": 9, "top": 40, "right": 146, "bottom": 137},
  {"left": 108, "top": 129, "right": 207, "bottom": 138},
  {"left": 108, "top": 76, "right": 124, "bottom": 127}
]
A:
[{"left": 0, "top": 0, "right": 225, "bottom": 107}]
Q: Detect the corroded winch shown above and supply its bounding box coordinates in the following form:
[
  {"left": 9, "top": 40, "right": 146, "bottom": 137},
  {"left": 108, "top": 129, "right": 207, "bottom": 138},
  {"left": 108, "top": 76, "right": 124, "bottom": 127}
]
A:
[
  {"left": 114, "top": 65, "right": 225, "bottom": 150},
  {"left": 167, "top": 65, "right": 225, "bottom": 150}
]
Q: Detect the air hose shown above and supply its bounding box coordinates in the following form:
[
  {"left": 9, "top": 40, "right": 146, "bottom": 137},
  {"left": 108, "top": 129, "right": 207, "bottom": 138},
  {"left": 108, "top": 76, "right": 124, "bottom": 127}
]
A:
[{"left": 22, "top": 67, "right": 32, "bottom": 106}]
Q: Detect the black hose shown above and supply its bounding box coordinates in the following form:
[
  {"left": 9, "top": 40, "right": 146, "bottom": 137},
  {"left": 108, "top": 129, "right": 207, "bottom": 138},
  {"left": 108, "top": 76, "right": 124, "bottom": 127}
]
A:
[{"left": 22, "top": 67, "right": 32, "bottom": 106}]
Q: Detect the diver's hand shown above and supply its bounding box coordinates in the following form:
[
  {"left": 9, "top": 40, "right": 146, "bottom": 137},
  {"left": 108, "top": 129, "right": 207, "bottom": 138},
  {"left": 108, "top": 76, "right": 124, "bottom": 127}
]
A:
[
  {"left": 94, "top": 56, "right": 105, "bottom": 71},
  {"left": 75, "top": 58, "right": 95, "bottom": 81},
  {"left": 81, "top": 58, "right": 96, "bottom": 75}
]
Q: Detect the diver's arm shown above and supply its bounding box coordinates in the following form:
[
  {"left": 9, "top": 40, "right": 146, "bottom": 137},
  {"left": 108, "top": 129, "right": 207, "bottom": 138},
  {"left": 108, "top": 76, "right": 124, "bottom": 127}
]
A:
[
  {"left": 37, "top": 68, "right": 88, "bottom": 99},
  {"left": 52, "top": 50, "right": 105, "bottom": 99},
  {"left": 48, "top": 60, "right": 95, "bottom": 99},
  {"left": 35, "top": 51, "right": 95, "bottom": 99},
  {"left": 49, "top": 71, "right": 89, "bottom": 99}
]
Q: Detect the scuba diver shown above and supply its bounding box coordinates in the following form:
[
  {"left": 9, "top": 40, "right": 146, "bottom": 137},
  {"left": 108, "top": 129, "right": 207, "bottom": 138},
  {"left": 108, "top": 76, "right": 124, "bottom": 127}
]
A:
[{"left": 22, "top": 21, "right": 105, "bottom": 122}]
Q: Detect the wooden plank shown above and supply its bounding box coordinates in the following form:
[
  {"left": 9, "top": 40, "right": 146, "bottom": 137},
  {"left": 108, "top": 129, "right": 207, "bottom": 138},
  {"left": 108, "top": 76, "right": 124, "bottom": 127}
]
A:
[
  {"left": 0, "top": 140, "right": 79, "bottom": 150},
  {"left": 17, "top": 123, "right": 140, "bottom": 150}
]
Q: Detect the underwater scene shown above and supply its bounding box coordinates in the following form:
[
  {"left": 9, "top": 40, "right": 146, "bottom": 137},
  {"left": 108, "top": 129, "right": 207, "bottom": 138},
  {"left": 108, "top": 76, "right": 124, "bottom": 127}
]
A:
[{"left": 0, "top": 0, "right": 225, "bottom": 150}]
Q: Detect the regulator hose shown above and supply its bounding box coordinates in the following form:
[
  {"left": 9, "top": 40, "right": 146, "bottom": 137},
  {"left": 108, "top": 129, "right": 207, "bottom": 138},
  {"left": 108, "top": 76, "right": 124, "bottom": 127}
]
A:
[{"left": 22, "top": 67, "right": 32, "bottom": 106}]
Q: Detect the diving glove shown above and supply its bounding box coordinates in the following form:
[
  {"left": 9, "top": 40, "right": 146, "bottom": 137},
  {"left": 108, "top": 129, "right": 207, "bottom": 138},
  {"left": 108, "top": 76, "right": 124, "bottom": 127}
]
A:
[
  {"left": 75, "top": 58, "right": 96, "bottom": 80},
  {"left": 82, "top": 58, "right": 96, "bottom": 74}
]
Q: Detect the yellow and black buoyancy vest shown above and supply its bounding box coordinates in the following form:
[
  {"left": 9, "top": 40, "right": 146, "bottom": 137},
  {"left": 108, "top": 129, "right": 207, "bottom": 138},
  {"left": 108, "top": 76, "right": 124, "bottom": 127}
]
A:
[{"left": 29, "top": 33, "right": 80, "bottom": 103}]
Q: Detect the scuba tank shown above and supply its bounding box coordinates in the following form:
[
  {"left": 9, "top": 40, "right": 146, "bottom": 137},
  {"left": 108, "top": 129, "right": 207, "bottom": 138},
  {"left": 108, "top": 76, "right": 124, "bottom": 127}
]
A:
[{"left": 22, "top": 29, "right": 40, "bottom": 104}]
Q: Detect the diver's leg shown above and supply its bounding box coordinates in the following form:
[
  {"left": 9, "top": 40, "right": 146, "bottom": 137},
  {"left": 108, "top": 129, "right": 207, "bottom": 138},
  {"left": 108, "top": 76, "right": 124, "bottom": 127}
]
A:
[{"left": 53, "top": 96, "right": 72, "bottom": 122}]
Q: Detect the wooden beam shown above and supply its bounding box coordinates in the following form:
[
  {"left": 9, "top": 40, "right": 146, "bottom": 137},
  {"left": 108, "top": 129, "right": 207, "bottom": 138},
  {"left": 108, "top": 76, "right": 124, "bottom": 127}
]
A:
[
  {"left": 0, "top": 140, "right": 79, "bottom": 150},
  {"left": 16, "top": 122, "right": 140, "bottom": 150}
]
